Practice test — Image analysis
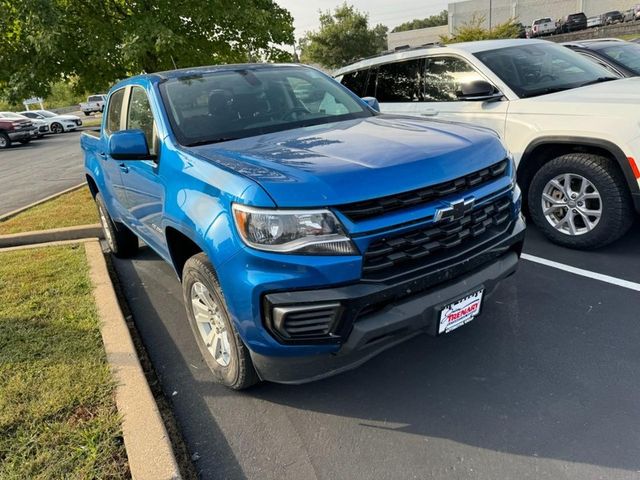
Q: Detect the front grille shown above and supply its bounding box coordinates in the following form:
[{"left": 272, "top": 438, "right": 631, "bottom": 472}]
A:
[
  {"left": 339, "top": 159, "right": 508, "bottom": 221},
  {"left": 362, "top": 195, "right": 513, "bottom": 281}
]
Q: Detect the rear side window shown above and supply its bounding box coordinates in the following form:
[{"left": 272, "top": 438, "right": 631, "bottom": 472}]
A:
[
  {"left": 127, "top": 87, "right": 156, "bottom": 153},
  {"left": 423, "top": 56, "right": 485, "bottom": 102},
  {"left": 341, "top": 69, "right": 369, "bottom": 97},
  {"left": 88, "top": 95, "right": 103, "bottom": 102},
  {"left": 106, "top": 89, "right": 125, "bottom": 134},
  {"left": 375, "top": 59, "right": 423, "bottom": 102}
]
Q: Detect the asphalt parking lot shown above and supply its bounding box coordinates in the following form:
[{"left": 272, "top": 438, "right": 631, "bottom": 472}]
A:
[
  {"left": 111, "top": 214, "right": 640, "bottom": 478},
  {"left": 4, "top": 134, "right": 640, "bottom": 480},
  {"left": 0, "top": 130, "right": 85, "bottom": 215}
]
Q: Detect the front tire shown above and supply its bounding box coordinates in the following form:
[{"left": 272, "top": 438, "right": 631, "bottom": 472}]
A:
[
  {"left": 182, "top": 253, "right": 259, "bottom": 390},
  {"left": 84, "top": 112, "right": 90, "bottom": 116},
  {"left": 528, "top": 153, "right": 634, "bottom": 249},
  {"left": 0, "top": 133, "right": 11, "bottom": 149},
  {"left": 51, "top": 122, "right": 63, "bottom": 134},
  {"left": 95, "top": 193, "right": 139, "bottom": 257}
]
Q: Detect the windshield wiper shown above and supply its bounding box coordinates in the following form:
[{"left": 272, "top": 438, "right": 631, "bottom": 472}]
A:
[
  {"left": 578, "top": 76, "right": 619, "bottom": 87},
  {"left": 185, "top": 137, "right": 239, "bottom": 147}
]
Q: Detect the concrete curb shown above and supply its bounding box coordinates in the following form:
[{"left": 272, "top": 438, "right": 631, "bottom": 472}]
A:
[
  {"left": 0, "top": 224, "right": 103, "bottom": 248},
  {"left": 84, "top": 240, "right": 182, "bottom": 480},
  {"left": 0, "top": 237, "right": 98, "bottom": 252},
  {"left": 0, "top": 182, "right": 86, "bottom": 222}
]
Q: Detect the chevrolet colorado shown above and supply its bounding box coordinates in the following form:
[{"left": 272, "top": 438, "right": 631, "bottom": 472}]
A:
[{"left": 82, "top": 64, "right": 525, "bottom": 389}]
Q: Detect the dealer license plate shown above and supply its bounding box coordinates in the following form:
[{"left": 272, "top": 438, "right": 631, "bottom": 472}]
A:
[{"left": 438, "top": 289, "right": 484, "bottom": 334}]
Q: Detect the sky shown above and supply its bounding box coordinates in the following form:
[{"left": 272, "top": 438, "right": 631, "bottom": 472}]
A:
[{"left": 275, "top": 0, "right": 452, "bottom": 40}]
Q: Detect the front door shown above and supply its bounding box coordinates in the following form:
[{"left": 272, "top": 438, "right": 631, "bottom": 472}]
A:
[{"left": 118, "top": 85, "right": 167, "bottom": 254}]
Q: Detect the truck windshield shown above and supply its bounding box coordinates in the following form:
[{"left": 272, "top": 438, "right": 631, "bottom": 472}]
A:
[
  {"left": 159, "top": 66, "right": 372, "bottom": 147},
  {"left": 475, "top": 43, "right": 619, "bottom": 98}
]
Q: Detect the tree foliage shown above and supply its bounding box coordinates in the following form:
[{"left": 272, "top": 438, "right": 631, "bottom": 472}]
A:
[
  {"left": 441, "top": 15, "right": 522, "bottom": 43},
  {"left": 392, "top": 10, "right": 448, "bottom": 33},
  {"left": 0, "top": 0, "right": 294, "bottom": 103},
  {"left": 299, "top": 4, "right": 388, "bottom": 69}
]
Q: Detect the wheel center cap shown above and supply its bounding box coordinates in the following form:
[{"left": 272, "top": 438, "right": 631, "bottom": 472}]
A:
[{"left": 567, "top": 200, "right": 576, "bottom": 208}]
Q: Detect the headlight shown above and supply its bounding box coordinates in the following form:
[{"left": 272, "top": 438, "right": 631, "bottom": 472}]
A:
[{"left": 232, "top": 204, "right": 358, "bottom": 255}]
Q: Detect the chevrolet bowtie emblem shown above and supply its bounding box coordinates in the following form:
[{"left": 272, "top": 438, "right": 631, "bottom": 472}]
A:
[{"left": 434, "top": 198, "right": 475, "bottom": 222}]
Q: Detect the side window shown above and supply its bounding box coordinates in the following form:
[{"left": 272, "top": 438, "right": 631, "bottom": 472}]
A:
[
  {"left": 106, "top": 89, "right": 125, "bottom": 134},
  {"left": 423, "top": 56, "right": 486, "bottom": 102},
  {"left": 375, "top": 59, "right": 422, "bottom": 102},
  {"left": 341, "top": 69, "right": 369, "bottom": 97},
  {"left": 127, "top": 87, "right": 156, "bottom": 153}
]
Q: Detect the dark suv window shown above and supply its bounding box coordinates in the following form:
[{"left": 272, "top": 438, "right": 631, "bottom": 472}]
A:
[
  {"left": 375, "top": 59, "right": 423, "bottom": 102},
  {"left": 106, "top": 89, "right": 125, "bottom": 134},
  {"left": 341, "top": 69, "right": 369, "bottom": 97},
  {"left": 423, "top": 56, "right": 485, "bottom": 101}
]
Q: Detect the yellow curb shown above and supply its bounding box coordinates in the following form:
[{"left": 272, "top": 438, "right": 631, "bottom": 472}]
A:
[
  {"left": 84, "top": 240, "right": 182, "bottom": 480},
  {"left": 0, "top": 224, "right": 103, "bottom": 248},
  {"left": 0, "top": 183, "right": 86, "bottom": 221}
]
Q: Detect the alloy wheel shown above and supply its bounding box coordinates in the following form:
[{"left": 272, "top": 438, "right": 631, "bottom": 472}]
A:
[
  {"left": 541, "top": 173, "right": 602, "bottom": 236},
  {"left": 190, "top": 281, "right": 231, "bottom": 367}
]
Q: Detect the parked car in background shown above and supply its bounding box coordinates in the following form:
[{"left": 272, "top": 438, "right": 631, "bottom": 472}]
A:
[
  {"left": 559, "top": 12, "right": 588, "bottom": 32},
  {"left": 565, "top": 39, "right": 640, "bottom": 77},
  {"left": 587, "top": 15, "right": 604, "bottom": 28},
  {"left": 336, "top": 39, "right": 640, "bottom": 249},
  {"left": 20, "top": 110, "right": 82, "bottom": 133},
  {"left": 0, "top": 116, "right": 32, "bottom": 149},
  {"left": 602, "top": 10, "right": 624, "bottom": 25},
  {"left": 623, "top": 8, "right": 636, "bottom": 22},
  {"left": 80, "top": 95, "right": 106, "bottom": 115},
  {"left": 0, "top": 112, "right": 48, "bottom": 138},
  {"left": 82, "top": 63, "right": 525, "bottom": 388},
  {"left": 531, "top": 17, "right": 556, "bottom": 37}
]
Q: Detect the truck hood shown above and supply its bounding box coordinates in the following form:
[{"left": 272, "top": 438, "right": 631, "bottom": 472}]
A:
[
  {"left": 514, "top": 77, "right": 640, "bottom": 115},
  {"left": 186, "top": 116, "right": 507, "bottom": 208}
]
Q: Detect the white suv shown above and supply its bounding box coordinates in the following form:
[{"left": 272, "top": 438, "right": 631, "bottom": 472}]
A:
[{"left": 335, "top": 39, "right": 640, "bottom": 249}]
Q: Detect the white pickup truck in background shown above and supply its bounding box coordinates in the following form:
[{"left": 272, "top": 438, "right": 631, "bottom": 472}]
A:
[
  {"left": 531, "top": 17, "right": 556, "bottom": 37},
  {"left": 79, "top": 95, "right": 106, "bottom": 116}
]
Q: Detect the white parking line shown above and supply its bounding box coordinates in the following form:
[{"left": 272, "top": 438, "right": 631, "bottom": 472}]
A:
[{"left": 522, "top": 253, "right": 640, "bottom": 292}]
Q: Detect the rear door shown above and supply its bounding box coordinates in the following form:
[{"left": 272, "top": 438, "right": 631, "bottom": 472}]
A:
[{"left": 100, "top": 88, "right": 129, "bottom": 217}]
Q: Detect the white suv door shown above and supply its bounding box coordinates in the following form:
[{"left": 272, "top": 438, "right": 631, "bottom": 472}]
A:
[{"left": 415, "top": 55, "right": 509, "bottom": 137}]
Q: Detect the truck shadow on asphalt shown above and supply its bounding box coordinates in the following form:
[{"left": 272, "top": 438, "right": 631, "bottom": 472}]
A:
[{"left": 112, "top": 225, "right": 640, "bottom": 479}]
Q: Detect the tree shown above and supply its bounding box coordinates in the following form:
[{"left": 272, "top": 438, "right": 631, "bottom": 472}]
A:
[
  {"left": 299, "top": 4, "right": 388, "bottom": 69},
  {"left": 392, "top": 10, "right": 448, "bottom": 33},
  {"left": 441, "top": 15, "right": 522, "bottom": 43},
  {"left": 0, "top": 0, "right": 294, "bottom": 103}
]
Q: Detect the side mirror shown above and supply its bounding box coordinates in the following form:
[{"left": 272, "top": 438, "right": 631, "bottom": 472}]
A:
[
  {"left": 457, "top": 80, "right": 504, "bottom": 102},
  {"left": 361, "top": 96, "right": 380, "bottom": 112},
  {"left": 108, "top": 129, "right": 153, "bottom": 160}
]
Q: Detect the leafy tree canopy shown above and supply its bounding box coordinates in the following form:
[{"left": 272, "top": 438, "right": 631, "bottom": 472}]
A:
[
  {"left": 0, "top": 0, "right": 294, "bottom": 103},
  {"left": 392, "top": 10, "right": 448, "bottom": 33},
  {"left": 441, "top": 15, "right": 522, "bottom": 43},
  {"left": 299, "top": 4, "right": 388, "bottom": 69}
]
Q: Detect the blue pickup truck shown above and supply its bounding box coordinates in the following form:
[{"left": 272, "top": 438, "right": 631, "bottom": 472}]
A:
[{"left": 82, "top": 63, "right": 525, "bottom": 389}]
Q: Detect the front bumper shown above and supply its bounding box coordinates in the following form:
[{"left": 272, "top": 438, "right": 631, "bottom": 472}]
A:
[
  {"left": 251, "top": 216, "right": 525, "bottom": 383},
  {"left": 8, "top": 130, "right": 31, "bottom": 141}
]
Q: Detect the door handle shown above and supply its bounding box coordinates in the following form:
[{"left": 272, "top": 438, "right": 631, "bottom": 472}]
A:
[
  {"left": 118, "top": 163, "right": 129, "bottom": 173},
  {"left": 420, "top": 109, "right": 439, "bottom": 117}
]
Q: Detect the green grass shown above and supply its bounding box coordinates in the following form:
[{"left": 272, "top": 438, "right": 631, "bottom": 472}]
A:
[
  {"left": 0, "top": 186, "right": 98, "bottom": 235},
  {"left": 0, "top": 245, "right": 129, "bottom": 479},
  {"left": 619, "top": 33, "right": 640, "bottom": 41},
  {"left": 82, "top": 117, "right": 103, "bottom": 128}
]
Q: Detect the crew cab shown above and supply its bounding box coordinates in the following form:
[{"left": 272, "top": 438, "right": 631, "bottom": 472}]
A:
[
  {"left": 531, "top": 18, "right": 555, "bottom": 37},
  {"left": 336, "top": 39, "right": 640, "bottom": 249},
  {"left": 80, "top": 95, "right": 106, "bottom": 115},
  {"left": 0, "top": 116, "right": 33, "bottom": 148},
  {"left": 82, "top": 64, "right": 524, "bottom": 389}
]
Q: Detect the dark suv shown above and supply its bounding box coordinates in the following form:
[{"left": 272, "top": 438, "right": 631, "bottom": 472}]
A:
[
  {"left": 603, "top": 11, "right": 624, "bottom": 25},
  {"left": 560, "top": 12, "right": 587, "bottom": 32}
]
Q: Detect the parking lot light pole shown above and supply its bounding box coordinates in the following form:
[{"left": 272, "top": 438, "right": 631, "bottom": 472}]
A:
[{"left": 489, "top": 0, "right": 492, "bottom": 31}]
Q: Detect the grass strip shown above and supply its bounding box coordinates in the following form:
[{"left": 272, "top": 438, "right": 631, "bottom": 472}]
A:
[
  {"left": 0, "top": 245, "right": 129, "bottom": 478},
  {"left": 0, "top": 186, "right": 98, "bottom": 235}
]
